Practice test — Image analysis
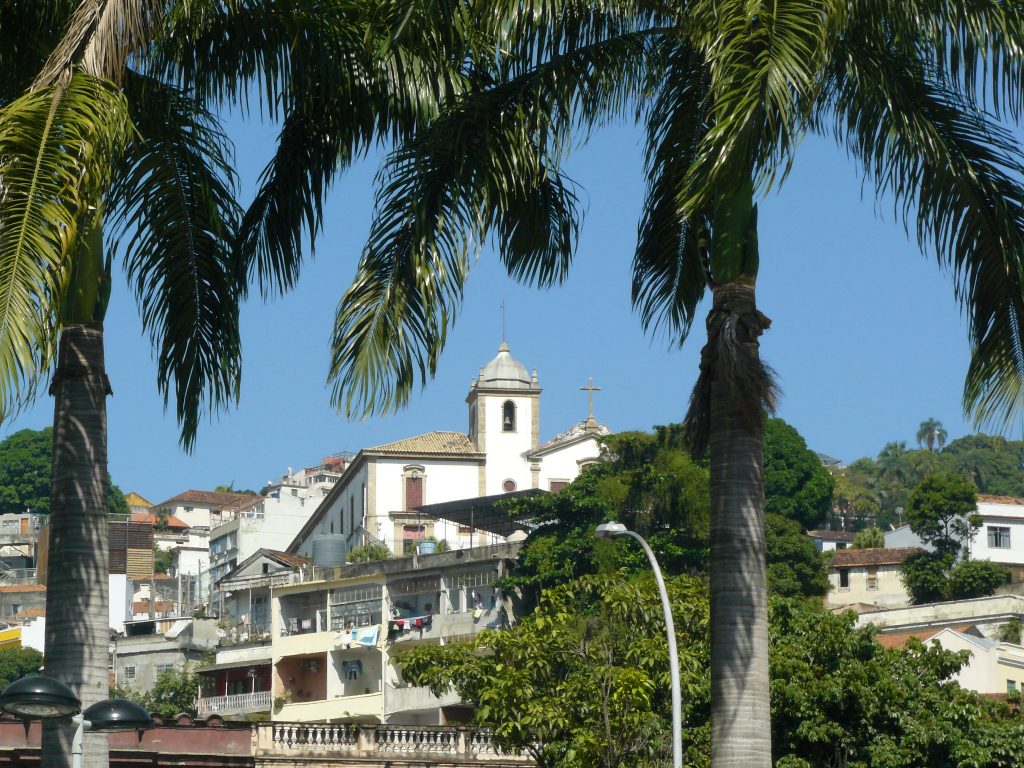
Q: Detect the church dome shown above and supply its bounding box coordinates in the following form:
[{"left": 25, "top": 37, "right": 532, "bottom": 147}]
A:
[{"left": 478, "top": 341, "right": 535, "bottom": 389}]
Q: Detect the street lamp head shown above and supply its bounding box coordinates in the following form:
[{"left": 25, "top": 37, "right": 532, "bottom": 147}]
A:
[
  {"left": 82, "top": 698, "right": 154, "bottom": 732},
  {"left": 594, "top": 521, "right": 628, "bottom": 539},
  {"left": 0, "top": 675, "right": 80, "bottom": 719}
]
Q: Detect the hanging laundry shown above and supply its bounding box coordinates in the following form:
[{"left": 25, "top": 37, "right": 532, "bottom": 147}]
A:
[
  {"left": 355, "top": 624, "right": 380, "bottom": 647},
  {"left": 342, "top": 660, "right": 363, "bottom": 679}
]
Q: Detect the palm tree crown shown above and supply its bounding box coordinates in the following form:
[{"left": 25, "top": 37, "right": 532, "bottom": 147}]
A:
[
  {"left": 326, "top": 2, "right": 1024, "bottom": 767},
  {"left": 917, "top": 418, "right": 949, "bottom": 452}
]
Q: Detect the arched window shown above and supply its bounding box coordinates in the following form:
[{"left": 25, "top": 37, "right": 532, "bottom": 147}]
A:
[
  {"left": 502, "top": 479, "right": 517, "bottom": 493},
  {"left": 502, "top": 400, "right": 516, "bottom": 432}
]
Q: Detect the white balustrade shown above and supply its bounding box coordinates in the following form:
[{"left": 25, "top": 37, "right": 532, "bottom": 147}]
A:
[{"left": 196, "top": 690, "right": 272, "bottom": 714}]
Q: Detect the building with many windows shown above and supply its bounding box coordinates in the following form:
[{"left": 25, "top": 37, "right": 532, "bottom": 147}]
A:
[{"left": 270, "top": 542, "right": 520, "bottom": 725}]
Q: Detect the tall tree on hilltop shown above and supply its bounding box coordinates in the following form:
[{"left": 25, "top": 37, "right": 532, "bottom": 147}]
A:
[
  {"left": 917, "top": 418, "right": 948, "bottom": 452},
  {"left": 0, "top": 2, "right": 468, "bottom": 764},
  {"left": 328, "top": 2, "right": 1024, "bottom": 766}
]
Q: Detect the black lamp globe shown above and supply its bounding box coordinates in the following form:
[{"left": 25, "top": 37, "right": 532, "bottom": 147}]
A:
[
  {"left": 82, "top": 698, "right": 153, "bottom": 732},
  {"left": 0, "top": 675, "right": 81, "bottom": 719}
]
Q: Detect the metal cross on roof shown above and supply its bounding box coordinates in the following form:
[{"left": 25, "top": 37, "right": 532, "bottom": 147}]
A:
[{"left": 580, "top": 377, "right": 602, "bottom": 421}]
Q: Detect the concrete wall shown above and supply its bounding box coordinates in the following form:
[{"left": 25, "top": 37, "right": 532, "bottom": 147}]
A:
[{"left": 826, "top": 563, "right": 909, "bottom": 610}]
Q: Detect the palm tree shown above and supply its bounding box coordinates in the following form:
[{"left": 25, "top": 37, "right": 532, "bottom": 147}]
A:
[
  {"left": 917, "top": 417, "right": 949, "bottom": 451},
  {"left": 0, "top": 2, "right": 465, "bottom": 764},
  {"left": 326, "top": 3, "right": 1024, "bottom": 766}
]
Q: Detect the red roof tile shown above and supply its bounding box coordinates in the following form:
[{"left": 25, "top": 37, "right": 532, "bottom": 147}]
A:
[{"left": 830, "top": 547, "right": 921, "bottom": 567}]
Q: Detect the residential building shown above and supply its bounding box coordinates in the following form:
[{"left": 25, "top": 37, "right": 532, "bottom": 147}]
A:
[
  {"left": 270, "top": 542, "right": 521, "bottom": 725},
  {"left": 288, "top": 341, "right": 607, "bottom": 559},
  {"left": 114, "top": 617, "right": 221, "bottom": 691},
  {"left": 197, "top": 550, "right": 311, "bottom": 720},
  {"left": 807, "top": 529, "right": 855, "bottom": 552},
  {"left": 826, "top": 547, "right": 919, "bottom": 610},
  {"left": 858, "top": 594, "right": 1024, "bottom": 640},
  {"left": 876, "top": 625, "right": 1024, "bottom": 696},
  {"left": 884, "top": 494, "right": 1024, "bottom": 583},
  {"left": 124, "top": 491, "right": 154, "bottom": 517}
]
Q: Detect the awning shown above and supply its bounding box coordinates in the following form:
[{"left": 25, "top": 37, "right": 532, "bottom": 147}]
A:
[
  {"left": 197, "top": 657, "right": 271, "bottom": 674},
  {"left": 413, "top": 489, "right": 546, "bottom": 537}
]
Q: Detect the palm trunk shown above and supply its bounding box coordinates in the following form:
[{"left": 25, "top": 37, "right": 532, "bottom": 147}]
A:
[
  {"left": 42, "top": 208, "right": 112, "bottom": 768},
  {"left": 689, "top": 282, "right": 774, "bottom": 768}
]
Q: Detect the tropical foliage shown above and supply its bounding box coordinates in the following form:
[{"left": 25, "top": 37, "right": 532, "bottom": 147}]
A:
[
  {"left": 503, "top": 422, "right": 827, "bottom": 600},
  {"left": 0, "top": 427, "right": 126, "bottom": 515},
  {"left": 327, "top": 3, "right": 1024, "bottom": 765},
  {"left": 899, "top": 473, "right": 1008, "bottom": 603},
  {"left": 401, "top": 574, "right": 1024, "bottom": 768}
]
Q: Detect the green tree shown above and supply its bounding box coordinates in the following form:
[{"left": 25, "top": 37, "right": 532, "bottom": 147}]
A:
[
  {"left": 0, "top": 3, "right": 466, "bottom": 765},
  {"left": 852, "top": 527, "right": 885, "bottom": 549},
  {"left": 916, "top": 418, "right": 949, "bottom": 452},
  {"left": 763, "top": 419, "right": 833, "bottom": 531},
  {"left": 401, "top": 574, "right": 710, "bottom": 768},
  {"left": 347, "top": 543, "right": 391, "bottom": 563},
  {"left": 329, "top": 5, "right": 1024, "bottom": 764},
  {"left": 0, "top": 646, "right": 44, "bottom": 690},
  {"left": 763, "top": 514, "right": 828, "bottom": 599},
  {"left": 0, "top": 427, "right": 127, "bottom": 516},
  {"left": 906, "top": 473, "right": 980, "bottom": 557},
  {"left": 125, "top": 666, "right": 199, "bottom": 719},
  {"left": 942, "top": 434, "right": 1024, "bottom": 496}
]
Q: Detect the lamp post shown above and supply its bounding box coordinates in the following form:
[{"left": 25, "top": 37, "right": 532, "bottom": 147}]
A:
[
  {"left": 595, "top": 521, "right": 682, "bottom": 768},
  {"left": 0, "top": 674, "right": 153, "bottom": 768}
]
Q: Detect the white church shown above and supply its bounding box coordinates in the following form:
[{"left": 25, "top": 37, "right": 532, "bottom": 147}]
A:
[{"left": 287, "top": 341, "right": 609, "bottom": 559}]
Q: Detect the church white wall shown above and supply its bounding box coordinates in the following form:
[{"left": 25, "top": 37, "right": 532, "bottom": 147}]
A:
[
  {"left": 538, "top": 437, "right": 600, "bottom": 491},
  {"left": 295, "top": 465, "right": 368, "bottom": 560},
  {"left": 481, "top": 394, "right": 535, "bottom": 494},
  {"left": 371, "top": 459, "right": 481, "bottom": 550}
]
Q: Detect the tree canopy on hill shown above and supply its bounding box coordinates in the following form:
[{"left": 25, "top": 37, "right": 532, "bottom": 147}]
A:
[
  {"left": 504, "top": 421, "right": 828, "bottom": 600},
  {"left": 0, "top": 428, "right": 127, "bottom": 516}
]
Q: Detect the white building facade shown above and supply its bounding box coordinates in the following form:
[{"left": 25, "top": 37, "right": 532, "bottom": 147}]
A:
[{"left": 289, "top": 342, "right": 608, "bottom": 559}]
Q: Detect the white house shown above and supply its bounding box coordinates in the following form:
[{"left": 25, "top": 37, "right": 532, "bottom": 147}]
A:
[
  {"left": 884, "top": 494, "right": 1024, "bottom": 584},
  {"left": 826, "top": 547, "right": 919, "bottom": 610},
  {"left": 288, "top": 341, "right": 608, "bottom": 559}
]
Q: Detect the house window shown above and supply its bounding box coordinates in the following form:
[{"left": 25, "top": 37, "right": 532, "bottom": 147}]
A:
[
  {"left": 503, "top": 479, "right": 517, "bottom": 493},
  {"left": 838, "top": 569, "right": 850, "bottom": 589},
  {"left": 262, "top": 563, "right": 270, "bottom": 574},
  {"left": 403, "top": 466, "right": 425, "bottom": 511},
  {"left": 988, "top": 526, "right": 1011, "bottom": 549},
  {"left": 402, "top": 525, "right": 426, "bottom": 555},
  {"left": 550, "top": 480, "right": 569, "bottom": 492},
  {"left": 124, "top": 666, "right": 136, "bottom": 680},
  {"left": 156, "top": 663, "right": 174, "bottom": 676},
  {"left": 835, "top": 542, "right": 848, "bottom": 550},
  {"left": 502, "top": 400, "right": 516, "bottom": 432},
  {"left": 1008, "top": 680, "right": 1018, "bottom": 693},
  {"left": 866, "top": 569, "right": 878, "bottom": 590}
]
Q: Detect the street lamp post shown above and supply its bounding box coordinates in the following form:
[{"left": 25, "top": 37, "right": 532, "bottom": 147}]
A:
[
  {"left": 0, "top": 674, "right": 153, "bottom": 768},
  {"left": 595, "top": 521, "right": 682, "bottom": 768}
]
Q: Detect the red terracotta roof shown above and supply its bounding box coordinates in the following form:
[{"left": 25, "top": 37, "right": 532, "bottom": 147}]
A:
[
  {"left": 830, "top": 547, "right": 921, "bottom": 567},
  {"left": 14, "top": 608, "right": 45, "bottom": 619},
  {"left": 131, "top": 512, "right": 190, "bottom": 529},
  {"left": 152, "top": 490, "right": 261, "bottom": 509},
  {"left": 875, "top": 624, "right": 978, "bottom": 649},
  {"left": 264, "top": 550, "right": 311, "bottom": 568},
  {"left": 977, "top": 494, "right": 1024, "bottom": 506}
]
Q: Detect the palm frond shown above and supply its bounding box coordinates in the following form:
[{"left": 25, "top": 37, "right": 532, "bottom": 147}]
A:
[
  {"left": 0, "top": 2, "right": 78, "bottom": 103},
  {"left": 0, "top": 72, "right": 130, "bottom": 422},
  {"left": 679, "top": 0, "right": 841, "bottom": 214},
  {"left": 822, "top": 32, "right": 1024, "bottom": 431},
  {"left": 894, "top": 0, "right": 1024, "bottom": 121},
  {"left": 329, "top": 31, "right": 652, "bottom": 418},
  {"left": 34, "top": 0, "right": 165, "bottom": 85},
  {"left": 633, "top": 41, "right": 710, "bottom": 346},
  {"left": 108, "top": 72, "right": 242, "bottom": 449}
]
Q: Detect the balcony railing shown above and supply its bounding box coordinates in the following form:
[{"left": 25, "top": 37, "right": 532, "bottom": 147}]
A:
[
  {"left": 196, "top": 690, "right": 272, "bottom": 715},
  {"left": 256, "top": 723, "right": 531, "bottom": 762}
]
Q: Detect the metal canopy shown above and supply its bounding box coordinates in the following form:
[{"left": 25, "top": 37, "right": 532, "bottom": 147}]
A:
[{"left": 413, "top": 489, "right": 546, "bottom": 537}]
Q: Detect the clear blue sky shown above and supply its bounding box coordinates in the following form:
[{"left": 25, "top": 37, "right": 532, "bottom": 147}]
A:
[{"left": 0, "top": 112, "right": 990, "bottom": 503}]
